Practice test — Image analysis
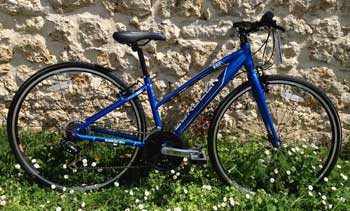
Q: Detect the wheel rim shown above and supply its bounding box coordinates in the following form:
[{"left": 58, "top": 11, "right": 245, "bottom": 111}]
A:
[
  {"left": 10, "top": 67, "right": 144, "bottom": 190},
  {"left": 212, "top": 78, "right": 339, "bottom": 193}
]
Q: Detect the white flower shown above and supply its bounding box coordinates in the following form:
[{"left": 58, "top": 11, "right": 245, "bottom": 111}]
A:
[
  {"left": 328, "top": 204, "right": 333, "bottom": 209},
  {"left": 336, "top": 165, "right": 341, "bottom": 169},
  {"left": 51, "top": 184, "right": 56, "bottom": 189},
  {"left": 202, "top": 185, "right": 212, "bottom": 190},
  {"left": 308, "top": 185, "right": 313, "bottom": 191},
  {"left": 62, "top": 164, "right": 67, "bottom": 169},
  {"left": 173, "top": 175, "right": 177, "bottom": 180},
  {"left": 338, "top": 197, "right": 345, "bottom": 202},
  {"left": 56, "top": 207, "right": 62, "bottom": 211},
  {"left": 183, "top": 157, "right": 188, "bottom": 162},
  {"left": 91, "top": 162, "right": 97, "bottom": 167},
  {"left": 81, "top": 202, "right": 86, "bottom": 208},
  {"left": 170, "top": 169, "right": 175, "bottom": 174},
  {"left": 270, "top": 178, "right": 275, "bottom": 183},
  {"left": 264, "top": 150, "right": 270, "bottom": 155},
  {"left": 245, "top": 194, "right": 251, "bottom": 199},
  {"left": 223, "top": 197, "right": 227, "bottom": 202},
  {"left": 0, "top": 201, "right": 6, "bottom": 206},
  {"left": 340, "top": 173, "right": 348, "bottom": 180},
  {"left": 69, "top": 189, "right": 74, "bottom": 194},
  {"left": 176, "top": 172, "right": 180, "bottom": 176},
  {"left": 308, "top": 191, "right": 313, "bottom": 196},
  {"left": 144, "top": 191, "right": 150, "bottom": 196},
  {"left": 138, "top": 204, "right": 144, "bottom": 209},
  {"left": 274, "top": 168, "right": 279, "bottom": 174},
  {"left": 129, "top": 190, "right": 134, "bottom": 196},
  {"left": 33, "top": 163, "right": 40, "bottom": 169},
  {"left": 82, "top": 159, "right": 87, "bottom": 163},
  {"left": 174, "top": 207, "right": 182, "bottom": 211},
  {"left": 125, "top": 208, "right": 131, "bottom": 211},
  {"left": 322, "top": 200, "right": 326, "bottom": 205},
  {"left": 114, "top": 182, "right": 119, "bottom": 187},
  {"left": 229, "top": 197, "right": 236, "bottom": 206},
  {"left": 213, "top": 206, "right": 218, "bottom": 210},
  {"left": 64, "top": 175, "right": 69, "bottom": 180},
  {"left": 183, "top": 189, "right": 188, "bottom": 194},
  {"left": 323, "top": 177, "right": 328, "bottom": 182},
  {"left": 322, "top": 195, "right": 327, "bottom": 200},
  {"left": 31, "top": 159, "right": 37, "bottom": 163},
  {"left": 62, "top": 187, "right": 67, "bottom": 192},
  {"left": 15, "top": 164, "right": 21, "bottom": 169},
  {"left": 286, "top": 170, "right": 291, "bottom": 175},
  {"left": 331, "top": 187, "right": 337, "bottom": 191},
  {"left": 0, "top": 195, "right": 6, "bottom": 200},
  {"left": 135, "top": 199, "right": 140, "bottom": 203}
]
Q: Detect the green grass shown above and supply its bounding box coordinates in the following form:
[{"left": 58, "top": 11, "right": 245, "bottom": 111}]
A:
[{"left": 1, "top": 128, "right": 350, "bottom": 211}]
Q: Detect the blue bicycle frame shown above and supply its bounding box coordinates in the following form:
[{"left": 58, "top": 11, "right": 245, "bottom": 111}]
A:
[{"left": 73, "top": 43, "right": 281, "bottom": 147}]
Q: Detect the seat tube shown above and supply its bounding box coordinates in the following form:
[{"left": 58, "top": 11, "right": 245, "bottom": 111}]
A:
[
  {"left": 144, "top": 76, "right": 162, "bottom": 128},
  {"left": 244, "top": 46, "right": 281, "bottom": 146}
]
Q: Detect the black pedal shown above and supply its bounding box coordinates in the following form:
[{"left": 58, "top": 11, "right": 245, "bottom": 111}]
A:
[
  {"left": 190, "top": 151, "right": 208, "bottom": 165},
  {"left": 60, "top": 140, "right": 81, "bottom": 155}
]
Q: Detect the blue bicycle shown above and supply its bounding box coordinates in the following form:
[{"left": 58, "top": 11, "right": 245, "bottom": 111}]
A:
[{"left": 7, "top": 12, "right": 342, "bottom": 192}]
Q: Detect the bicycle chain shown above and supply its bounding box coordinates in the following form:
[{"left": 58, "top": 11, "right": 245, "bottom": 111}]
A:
[{"left": 74, "top": 165, "right": 150, "bottom": 170}]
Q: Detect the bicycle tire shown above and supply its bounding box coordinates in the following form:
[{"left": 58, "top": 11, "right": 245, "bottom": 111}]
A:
[
  {"left": 208, "top": 75, "right": 342, "bottom": 193},
  {"left": 7, "top": 62, "right": 147, "bottom": 191}
]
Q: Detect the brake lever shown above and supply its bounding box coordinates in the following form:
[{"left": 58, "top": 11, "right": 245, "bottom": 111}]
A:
[{"left": 273, "top": 30, "right": 283, "bottom": 65}]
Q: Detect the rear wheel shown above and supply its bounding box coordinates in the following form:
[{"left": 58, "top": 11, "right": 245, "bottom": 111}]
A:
[
  {"left": 7, "top": 62, "right": 147, "bottom": 191},
  {"left": 208, "top": 75, "right": 341, "bottom": 193}
]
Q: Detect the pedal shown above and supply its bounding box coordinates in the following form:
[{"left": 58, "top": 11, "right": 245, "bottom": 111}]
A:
[
  {"left": 60, "top": 140, "right": 80, "bottom": 155},
  {"left": 161, "top": 147, "right": 207, "bottom": 164},
  {"left": 190, "top": 150, "right": 207, "bottom": 164}
]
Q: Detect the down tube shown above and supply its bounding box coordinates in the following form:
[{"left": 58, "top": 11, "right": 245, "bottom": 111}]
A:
[{"left": 173, "top": 55, "right": 246, "bottom": 136}]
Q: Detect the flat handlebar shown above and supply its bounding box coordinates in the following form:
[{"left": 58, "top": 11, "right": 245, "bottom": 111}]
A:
[{"left": 233, "top": 11, "right": 285, "bottom": 33}]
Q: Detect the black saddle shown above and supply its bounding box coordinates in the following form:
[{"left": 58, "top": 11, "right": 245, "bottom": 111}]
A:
[{"left": 113, "top": 31, "right": 166, "bottom": 45}]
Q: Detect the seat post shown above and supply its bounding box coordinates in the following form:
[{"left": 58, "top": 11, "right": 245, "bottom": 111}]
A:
[{"left": 132, "top": 45, "right": 149, "bottom": 77}]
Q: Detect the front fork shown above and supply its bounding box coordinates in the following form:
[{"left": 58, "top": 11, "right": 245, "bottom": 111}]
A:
[{"left": 247, "top": 68, "right": 281, "bottom": 147}]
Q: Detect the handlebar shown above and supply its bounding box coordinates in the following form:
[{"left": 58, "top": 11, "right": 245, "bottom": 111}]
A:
[{"left": 233, "top": 11, "right": 285, "bottom": 34}]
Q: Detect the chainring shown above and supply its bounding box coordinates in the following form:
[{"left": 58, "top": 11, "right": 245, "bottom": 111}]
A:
[{"left": 143, "top": 131, "right": 184, "bottom": 170}]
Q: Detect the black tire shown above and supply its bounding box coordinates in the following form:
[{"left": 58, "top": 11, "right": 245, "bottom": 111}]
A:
[
  {"left": 7, "top": 62, "right": 147, "bottom": 191},
  {"left": 208, "top": 75, "right": 342, "bottom": 193}
]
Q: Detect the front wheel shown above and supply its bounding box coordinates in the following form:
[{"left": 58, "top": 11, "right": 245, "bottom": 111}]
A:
[{"left": 208, "top": 75, "right": 342, "bottom": 193}]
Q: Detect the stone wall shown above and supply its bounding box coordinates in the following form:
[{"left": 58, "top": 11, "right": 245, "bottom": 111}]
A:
[{"left": 0, "top": 0, "right": 349, "bottom": 142}]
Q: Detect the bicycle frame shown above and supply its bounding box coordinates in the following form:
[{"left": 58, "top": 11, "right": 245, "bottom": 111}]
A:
[{"left": 73, "top": 43, "right": 281, "bottom": 147}]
